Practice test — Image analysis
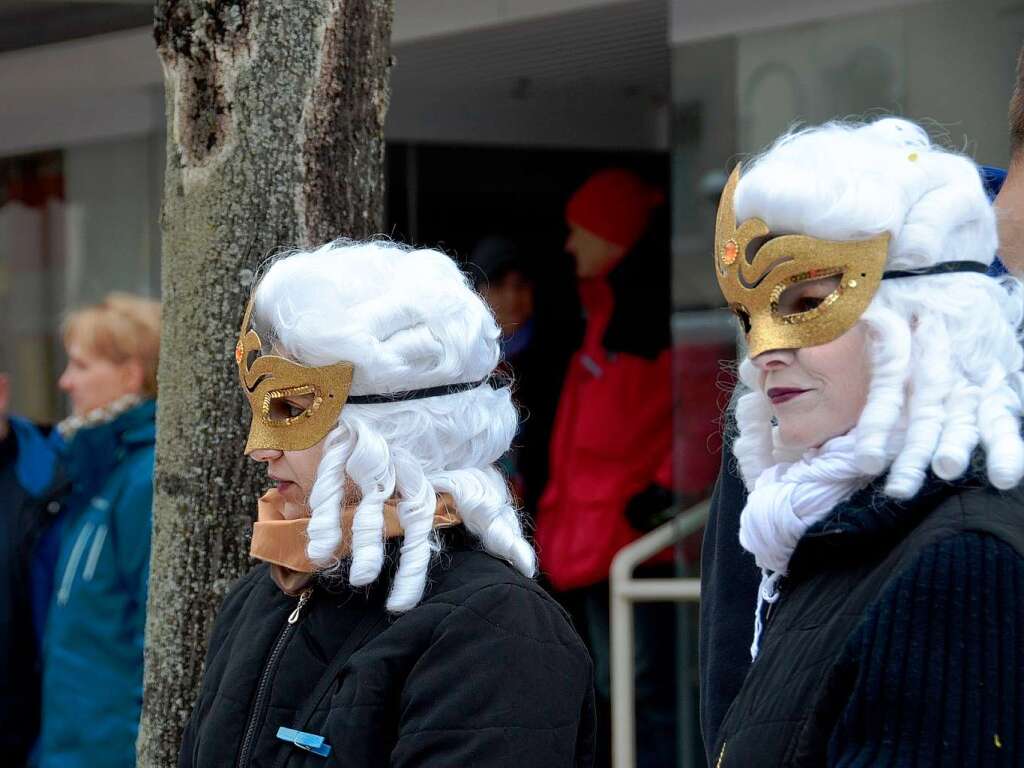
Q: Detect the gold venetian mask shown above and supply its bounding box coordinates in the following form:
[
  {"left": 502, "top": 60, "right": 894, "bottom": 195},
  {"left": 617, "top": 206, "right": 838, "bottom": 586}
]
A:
[
  {"left": 714, "top": 165, "right": 891, "bottom": 357},
  {"left": 235, "top": 300, "right": 354, "bottom": 453}
]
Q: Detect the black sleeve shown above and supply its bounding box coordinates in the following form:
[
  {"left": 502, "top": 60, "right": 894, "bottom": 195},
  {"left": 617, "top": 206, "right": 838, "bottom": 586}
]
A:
[
  {"left": 698, "top": 423, "right": 759, "bottom": 760},
  {"left": 829, "top": 532, "right": 1024, "bottom": 767},
  {"left": 391, "top": 582, "right": 596, "bottom": 768},
  {"left": 0, "top": 468, "right": 37, "bottom": 765}
]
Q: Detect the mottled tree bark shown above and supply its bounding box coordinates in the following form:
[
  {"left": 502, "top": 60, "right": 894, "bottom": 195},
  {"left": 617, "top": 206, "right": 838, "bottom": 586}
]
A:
[{"left": 139, "top": 2, "right": 392, "bottom": 764}]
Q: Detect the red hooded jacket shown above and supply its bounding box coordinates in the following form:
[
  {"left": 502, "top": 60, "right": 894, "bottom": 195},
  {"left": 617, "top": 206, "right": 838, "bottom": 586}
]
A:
[{"left": 534, "top": 279, "right": 673, "bottom": 591}]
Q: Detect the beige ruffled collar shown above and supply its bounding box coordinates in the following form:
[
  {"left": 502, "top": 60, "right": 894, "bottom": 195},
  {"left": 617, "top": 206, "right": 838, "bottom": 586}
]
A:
[{"left": 250, "top": 489, "right": 460, "bottom": 594}]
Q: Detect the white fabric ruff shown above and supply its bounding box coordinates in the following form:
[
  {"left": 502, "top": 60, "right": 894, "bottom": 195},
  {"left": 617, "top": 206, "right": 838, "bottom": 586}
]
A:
[{"left": 738, "top": 432, "right": 871, "bottom": 658}]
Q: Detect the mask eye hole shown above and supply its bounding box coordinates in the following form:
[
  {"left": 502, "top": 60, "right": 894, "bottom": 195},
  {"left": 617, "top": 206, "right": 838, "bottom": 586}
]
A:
[
  {"left": 773, "top": 273, "right": 843, "bottom": 320},
  {"left": 731, "top": 304, "right": 752, "bottom": 335},
  {"left": 263, "top": 385, "right": 319, "bottom": 425}
]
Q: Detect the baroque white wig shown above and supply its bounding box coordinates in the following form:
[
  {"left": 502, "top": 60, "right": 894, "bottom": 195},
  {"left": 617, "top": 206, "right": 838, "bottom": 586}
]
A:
[
  {"left": 251, "top": 240, "right": 535, "bottom": 611},
  {"left": 732, "top": 118, "right": 1024, "bottom": 498}
]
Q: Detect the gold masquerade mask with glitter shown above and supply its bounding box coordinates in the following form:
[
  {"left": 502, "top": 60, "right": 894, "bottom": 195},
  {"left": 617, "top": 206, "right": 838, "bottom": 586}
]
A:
[
  {"left": 713, "top": 164, "right": 892, "bottom": 358},
  {"left": 235, "top": 300, "right": 354, "bottom": 453},
  {"left": 236, "top": 300, "right": 491, "bottom": 454}
]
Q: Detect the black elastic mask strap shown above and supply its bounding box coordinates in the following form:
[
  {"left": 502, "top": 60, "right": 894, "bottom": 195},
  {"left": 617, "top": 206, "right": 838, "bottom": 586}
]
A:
[
  {"left": 347, "top": 378, "right": 488, "bottom": 405},
  {"left": 882, "top": 261, "right": 990, "bottom": 280}
]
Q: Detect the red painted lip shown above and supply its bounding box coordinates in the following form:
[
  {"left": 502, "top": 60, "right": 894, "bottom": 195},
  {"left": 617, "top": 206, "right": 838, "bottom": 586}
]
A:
[
  {"left": 766, "top": 387, "right": 810, "bottom": 405},
  {"left": 269, "top": 475, "right": 295, "bottom": 491}
]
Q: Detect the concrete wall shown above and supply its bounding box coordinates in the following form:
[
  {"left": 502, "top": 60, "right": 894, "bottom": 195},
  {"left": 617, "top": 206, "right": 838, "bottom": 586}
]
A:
[
  {"left": 392, "top": 0, "right": 637, "bottom": 42},
  {"left": 387, "top": 82, "right": 668, "bottom": 150},
  {"left": 0, "top": 0, "right": 654, "bottom": 158},
  {"left": 62, "top": 133, "right": 164, "bottom": 307},
  {"left": 671, "top": 37, "right": 738, "bottom": 307},
  {"left": 736, "top": 0, "right": 1024, "bottom": 165},
  {"left": 0, "top": 28, "right": 163, "bottom": 158},
  {"left": 671, "top": 0, "right": 930, "bottom": 45},
  {"left": 0, "top": 201, "right": 64, "bottom": 420},
  {"left": 0, "top": 135, "right": 164, "bottom": 420}
]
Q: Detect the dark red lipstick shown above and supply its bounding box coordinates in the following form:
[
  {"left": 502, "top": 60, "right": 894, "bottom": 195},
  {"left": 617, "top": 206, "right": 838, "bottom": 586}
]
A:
[
  {"left": 766, "top": 387, "right": 809, "bottom": 405},
  {"left": 269, "top": 474, "right": 295, "bottom": 494}
]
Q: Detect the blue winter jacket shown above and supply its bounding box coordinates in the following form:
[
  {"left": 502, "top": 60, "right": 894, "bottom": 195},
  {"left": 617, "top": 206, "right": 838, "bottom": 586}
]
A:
[{"left": 38, "top": 400, "right": 155, "bottom": 768}]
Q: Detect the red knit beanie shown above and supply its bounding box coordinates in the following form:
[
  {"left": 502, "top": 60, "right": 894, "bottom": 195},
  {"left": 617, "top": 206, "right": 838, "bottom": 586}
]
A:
[{"left": 565, "top": 169, "right": 664, "bottom": 249}]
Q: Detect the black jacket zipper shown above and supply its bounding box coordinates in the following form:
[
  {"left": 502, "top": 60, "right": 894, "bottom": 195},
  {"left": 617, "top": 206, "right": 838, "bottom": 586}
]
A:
[{"left": 236, "top": 587, "right": 313, "bottom": 768}]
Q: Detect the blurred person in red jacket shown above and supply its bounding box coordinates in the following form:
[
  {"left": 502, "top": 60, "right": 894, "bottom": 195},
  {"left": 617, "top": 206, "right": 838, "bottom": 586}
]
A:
[{"left": 535, "top": 169, "right": 676, "bottom": 768}]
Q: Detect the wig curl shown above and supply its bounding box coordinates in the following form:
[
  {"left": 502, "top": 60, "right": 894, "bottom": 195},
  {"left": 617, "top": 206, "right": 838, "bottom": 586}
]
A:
[
  {"left": 732, "top": 118, "right": 1024, "bottom": 498},
  {"left": 251, "top": 240, "right": 535, "bottom": 611}
]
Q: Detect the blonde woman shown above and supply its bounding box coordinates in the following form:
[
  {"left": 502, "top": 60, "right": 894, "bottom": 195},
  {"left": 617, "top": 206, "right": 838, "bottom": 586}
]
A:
[{"left": 37, "top": 293, "right": 160, "bottom": 768}]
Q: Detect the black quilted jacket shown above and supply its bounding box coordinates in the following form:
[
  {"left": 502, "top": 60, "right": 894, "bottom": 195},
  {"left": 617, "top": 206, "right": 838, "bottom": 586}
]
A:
[
  {"left": 711, "top": 474, "right": 1024, "bottom": 767},
  {"left": 179, "top": 527, "right": 595, "bottom": 768}
]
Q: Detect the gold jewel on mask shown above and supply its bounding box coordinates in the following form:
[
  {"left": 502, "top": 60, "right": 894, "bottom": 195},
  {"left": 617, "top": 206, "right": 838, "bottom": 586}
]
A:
[
  {"left": 236, "top": 300, "right": 354, "bottom": 453},
  {"left": 714, "top": 164, "right": 891, "bottom": 357}
]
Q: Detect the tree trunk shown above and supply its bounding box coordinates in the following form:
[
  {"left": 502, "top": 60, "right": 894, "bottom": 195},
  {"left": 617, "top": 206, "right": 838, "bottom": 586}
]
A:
[{"left": 139, "top": 2, "right": 392, "bottom": 764}]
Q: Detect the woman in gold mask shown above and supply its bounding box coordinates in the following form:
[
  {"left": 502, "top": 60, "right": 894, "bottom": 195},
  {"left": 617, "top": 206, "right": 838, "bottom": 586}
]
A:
[
  {"left": 179, "top": 240, "right": 595, "bottom": 767},
  {"left": 706, "top": 118, "right": 1024, "bottom": 767}
]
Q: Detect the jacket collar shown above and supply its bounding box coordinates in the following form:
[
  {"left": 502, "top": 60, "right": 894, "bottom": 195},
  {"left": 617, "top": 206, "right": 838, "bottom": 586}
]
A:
[
  {"left": 63, "top": 399, "right": 155, "bottom": 446},
  {"left": 253, "top": 489, "right": 460, "bottom": 594},
  {"left": 787, "top": 461, "right": 988, "bottom": 577},
  {"left": 60, "top": 399, "right": 156, "bottom": 491}
]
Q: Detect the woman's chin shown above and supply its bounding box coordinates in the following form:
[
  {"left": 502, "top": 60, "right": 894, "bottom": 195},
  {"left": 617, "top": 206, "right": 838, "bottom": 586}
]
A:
[
  {"left": 775, "top": 426, "right": 819, "bottom": 454},
  {"left": 778, "top": 424, "right": 854, "bottom": 454}
]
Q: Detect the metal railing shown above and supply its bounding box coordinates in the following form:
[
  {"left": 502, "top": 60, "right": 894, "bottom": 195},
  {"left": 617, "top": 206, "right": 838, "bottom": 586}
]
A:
[{"left": 609, "top": 500, "right": 710, "bottom": 768}]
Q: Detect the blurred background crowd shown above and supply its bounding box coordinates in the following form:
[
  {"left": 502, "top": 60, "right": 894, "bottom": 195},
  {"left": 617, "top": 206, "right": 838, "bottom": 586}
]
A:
[{"left": 3, "top": 1, "right": 1024, "bottom": 767}]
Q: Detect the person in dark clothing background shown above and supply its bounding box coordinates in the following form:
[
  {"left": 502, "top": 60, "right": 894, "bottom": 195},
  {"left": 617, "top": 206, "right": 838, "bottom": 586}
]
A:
[
  {"left": 0, "top": 355, "right": 58, "bottom": 766},
  {"left": 181, "top": 240, "right": 595, "bottom": 767},
  {"left": 37, "top": 293, "right": 160, "bottom": 768},
  {"left": 467, "top": 235, "right": 572, "bottom": 523},
  {"left": 704, "top": 117, "right": 1024, "bottom": 767},
  {"left": 533, "top": 169, "right": 677, "bottom": 768}
]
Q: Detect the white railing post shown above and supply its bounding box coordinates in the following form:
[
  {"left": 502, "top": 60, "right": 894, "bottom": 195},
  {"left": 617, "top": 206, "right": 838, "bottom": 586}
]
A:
[{"left": 609, "top": 501, "right": 709, "bottom": 768}]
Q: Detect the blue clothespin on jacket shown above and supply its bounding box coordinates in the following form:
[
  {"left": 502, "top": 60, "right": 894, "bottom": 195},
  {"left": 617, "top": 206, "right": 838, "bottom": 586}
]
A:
[{"left": 276, "top": 727, "right": 332, "bottom": 757}]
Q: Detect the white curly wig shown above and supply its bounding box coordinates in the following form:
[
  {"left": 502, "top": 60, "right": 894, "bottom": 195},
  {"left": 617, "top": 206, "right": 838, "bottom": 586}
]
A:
[
  {"left": 731, "top": 117, "right": 1024, "bottom": 499},
  {"left": 250, "top": 239, "right": 536, "bottom": 612}
]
